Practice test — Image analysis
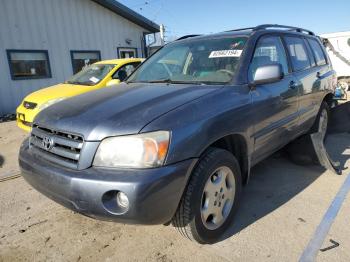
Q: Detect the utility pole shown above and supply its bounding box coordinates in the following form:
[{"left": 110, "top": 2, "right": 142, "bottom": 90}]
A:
[{"left": 160, "top": 24, "right": 165, "bottom": 45}]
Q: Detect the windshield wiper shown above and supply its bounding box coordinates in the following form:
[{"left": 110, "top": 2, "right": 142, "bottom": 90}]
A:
[
  {"left": 148, "top": 79, "right": 173, "bottom": 83},
  {"left": 66, "top": 81, "right": 81, "bottom": 85},
  {"left": 147, "top": 79, "right": 206, "bottom": 85},
  {"left": 66, "top": 80, "right": 94, "bottom": 86}
]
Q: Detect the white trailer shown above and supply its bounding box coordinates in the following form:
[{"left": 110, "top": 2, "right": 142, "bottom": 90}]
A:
[{"left": 321, "top": 31, "right": 350, "bottom": 80}]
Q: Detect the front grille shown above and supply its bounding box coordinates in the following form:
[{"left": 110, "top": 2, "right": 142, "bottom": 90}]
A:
[
  {"left": 29, "top": 125, "right": 84, "bottom": 169},
  {"left": 23, "top": 101, "right": 37, "bottom": 109}
]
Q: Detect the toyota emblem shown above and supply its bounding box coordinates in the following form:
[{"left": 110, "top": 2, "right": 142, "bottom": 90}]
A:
[{"left": 42, "top": 136, "right": 54, "bottom": 151}]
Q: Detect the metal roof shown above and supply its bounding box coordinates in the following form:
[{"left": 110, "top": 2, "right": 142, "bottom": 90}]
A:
[{"left": 92, "top": 0, "right": 160, "bottom": 33}]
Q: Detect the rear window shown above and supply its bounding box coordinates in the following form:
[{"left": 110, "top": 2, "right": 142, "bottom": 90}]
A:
[
  {"left": 307, "top": 38, "right": 327, "bottom": 66},
  {"left": 284, "top": 36, "right": 311, "bottom": 71}
]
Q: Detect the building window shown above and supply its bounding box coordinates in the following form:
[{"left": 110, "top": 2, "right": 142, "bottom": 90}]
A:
[
  {"left": 117, "top": 47, "right": 138, "bottom": 58},
  {"left": 6, "top": 50, "right": 51, "bottom": 80},
  {"left": 70, "top": 50, "right": 101, "bottom": 74}
]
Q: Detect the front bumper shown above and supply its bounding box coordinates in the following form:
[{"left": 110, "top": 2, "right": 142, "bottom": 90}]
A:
[{"left": 19, "top": 140, "right": 197, "bottom": 225}]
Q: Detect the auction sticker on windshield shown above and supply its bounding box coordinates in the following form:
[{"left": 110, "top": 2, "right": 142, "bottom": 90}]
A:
[
  {"left": 209, "top": 50, "right": 242, "bottom": 58},
  {"left": 89, "top": 77, "right": 100, "bottom": 83}
]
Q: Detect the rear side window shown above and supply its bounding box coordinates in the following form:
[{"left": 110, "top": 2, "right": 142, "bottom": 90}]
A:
[
  {"left": 303, "top": 39, "right": 316, "bottom": 67},
  {"left": 307, "top": 39, "right": 327, "bottom": 66},
  {"left": 249, "top": 36, "right": 289, "bottom": 80},
  {"left": 284, "top": 36, "right": 311, "bottom": 71}
]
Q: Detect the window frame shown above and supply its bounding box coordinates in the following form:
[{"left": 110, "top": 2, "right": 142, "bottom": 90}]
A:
[
  {"left": 70, "top": 50, "right": 101, "bottom": 74},
  {"left": 302, "top": 37, "right": 317, "bottom": 67},
  {"left": 282, "top": 35, "right": 312, "bottom": 72},
  {"left": 305, "top": 38, "right": 328, "bottom": 66},
  {"left": 6, "top": 49, "right": 52, "bottom": 80},
  {"left": 248, "top": 33, "right": 291, "bottom": 81},
  {"left": 117, "top": 47, "right": 138, "bottom": 59}
]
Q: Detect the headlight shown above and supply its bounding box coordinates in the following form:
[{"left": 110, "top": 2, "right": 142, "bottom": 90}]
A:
[
  {"left": 38, "top": 98, "right": 66, "bottom": 111},
  {"left": 93, "top": 131, "right": 170, "bottom": 168}
]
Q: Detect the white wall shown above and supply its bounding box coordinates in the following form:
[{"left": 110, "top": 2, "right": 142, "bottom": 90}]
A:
[{"left": 0, "top": 0, "right": 149, "bottom": 114}]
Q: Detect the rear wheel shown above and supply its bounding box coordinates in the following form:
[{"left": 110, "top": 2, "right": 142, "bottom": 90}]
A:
[
  {"left": 172, "top": 148, "right": 242, "bottom": 244},
  {"left": 286, "top": 101, "right": 330, "bottom": 165},
  {"left": 310, "top": 101, "right": 330, "bottom": 140}
]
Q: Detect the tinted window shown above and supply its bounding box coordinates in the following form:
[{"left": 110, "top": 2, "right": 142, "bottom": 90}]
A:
[
  {"left": 307, "top": 39, "right": 327, "bottom": 66},
  {"left": 284, "top": 36, "right": 311, "bottom": 71},
  {"left": 303, "top": 39, "right": 316, "bottom": 67},
  {"left": 249, "top": 36, "right": 289, "bottom": 80},
  {"left": 7, "top": 50, "right": 51, "bottom": 80}
]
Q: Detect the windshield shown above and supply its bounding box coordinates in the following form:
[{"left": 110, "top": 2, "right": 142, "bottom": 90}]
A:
[
  {"left": 128, "top": 36, "right": 247, "bottom": 85},
  {"left": 67, "top": 64, "right": 116, "bottom": 86}
]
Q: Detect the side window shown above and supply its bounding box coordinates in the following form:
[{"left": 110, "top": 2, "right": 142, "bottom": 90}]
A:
[
  {"left": 113, "top": 62, "right": 140, "bottom": 81},
  {"left": 307, "top": 39, "right": 327, "bottom": 66},
  {"left": 303, "top": 38, "right": 316, "bottom": 67},
  {"left": 249, "top": 36, "right": 289, "bottom": 80},
  {"left": 284, "top": 36, "right": 311, "bottom": 71}
]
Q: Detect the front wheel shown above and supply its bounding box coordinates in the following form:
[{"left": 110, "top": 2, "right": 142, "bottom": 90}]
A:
[{"left": 172, "top": 148, "right": 242, "bottom": 244}]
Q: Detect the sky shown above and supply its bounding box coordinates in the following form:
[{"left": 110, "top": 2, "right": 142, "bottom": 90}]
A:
[{"left": 119, "top": 0, "right": 350, "bottom": 39}]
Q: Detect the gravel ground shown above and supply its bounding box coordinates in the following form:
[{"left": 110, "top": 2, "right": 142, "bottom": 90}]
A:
[
  {"left": 0, "top": 119, "right": 349, "bottom": 261},
  {"left": 0, "top": 121, "right": 27, "bottom": 179}
]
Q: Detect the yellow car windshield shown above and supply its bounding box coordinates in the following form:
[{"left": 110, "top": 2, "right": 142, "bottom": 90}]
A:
[{"left": 67, "top": 64, "right": 116, "bottom": 86}]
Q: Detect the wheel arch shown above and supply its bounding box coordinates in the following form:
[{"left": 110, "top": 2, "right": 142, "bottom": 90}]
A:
[
  {"left": 203, "top": 133, "right": 250, "bottom": 185},
  {"left": 323, "top": 92, "right": 334, "bottom": 108}
]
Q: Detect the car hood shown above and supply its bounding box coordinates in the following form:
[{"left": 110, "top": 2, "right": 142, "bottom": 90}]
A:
[
  {"left": 24, "top": 83, "right": 97, "bottom": 105},
  {"left": 34, "top": 83, "right": 221, "bottom": 141}
]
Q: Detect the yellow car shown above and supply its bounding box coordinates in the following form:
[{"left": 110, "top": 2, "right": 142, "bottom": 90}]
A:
[{"left": 16, "top": 58, "right": 143, "bottom": 131}]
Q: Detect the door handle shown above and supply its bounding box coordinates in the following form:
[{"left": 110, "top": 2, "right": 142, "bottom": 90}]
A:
[{"left": 289, "top": 81, "right": 297, "bottom": 89}]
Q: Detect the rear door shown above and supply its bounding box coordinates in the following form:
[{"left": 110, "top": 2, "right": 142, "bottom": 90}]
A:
[
  {"left": 306, "top": 37, "right": 334, "bottom": 105},
  {"left": 250, "top": 35, "right": 299, "bottom": 162},
  {"left": 282, "top": 36, "right": 327, "bottom": 131}
]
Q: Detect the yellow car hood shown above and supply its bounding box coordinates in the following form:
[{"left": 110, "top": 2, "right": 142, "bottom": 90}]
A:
[{"left": 25, "top": 83, "right": 96, "bottom": 105}]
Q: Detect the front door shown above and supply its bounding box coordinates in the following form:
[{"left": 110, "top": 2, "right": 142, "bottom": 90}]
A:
[{"left": 250, "top": 35, "right": 299, "bottom": 163}]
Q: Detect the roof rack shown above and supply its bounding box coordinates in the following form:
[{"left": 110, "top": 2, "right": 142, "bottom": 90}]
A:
[
  {"left": 226, "top": 27, "right": 256, "bottom": 32},
  {"left": 254, "top": 24, "right": 315, "bottom": 35},
  {"left": 176, "top": 34, "right": 201, "bottom": 41},
  {"left": 226, "top": 24, "right": 315, "bottom": 36}
]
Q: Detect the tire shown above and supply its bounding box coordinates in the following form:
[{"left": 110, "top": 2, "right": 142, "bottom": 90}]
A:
[
  {"left": 309, "top": 101, "right": 330, "bottom": 140},
  {"left": 172, "top": 148, "right": 242, "bottom": 244},
  {"left": 287, "top": 101, "right": 330, "bottom": 165}
]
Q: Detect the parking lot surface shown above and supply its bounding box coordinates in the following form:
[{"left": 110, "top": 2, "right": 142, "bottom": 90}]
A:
[{"left": 0, "top": 121, "right": 349, "bottom": 261}]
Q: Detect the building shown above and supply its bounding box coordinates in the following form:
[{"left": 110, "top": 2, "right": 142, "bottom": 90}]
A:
[
  {"left": 0, "top": 0, "right": 160, "bottom": 115},
  {"left": 321, "top": 31, "right": 350, "bottom": 79}
]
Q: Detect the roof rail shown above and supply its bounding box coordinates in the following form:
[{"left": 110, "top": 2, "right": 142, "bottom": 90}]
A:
[
  {"left": 225, "top": 27, "right": 256, "bottom": 32},
  {"left": 176, "top": 34, "right": 201, "bottom": 41},
  {"left": 225, "top": 24, "right": 315, "bottom": 36},
  {"left": 253, "top": 24, "right": 315, "bottom": 35}
]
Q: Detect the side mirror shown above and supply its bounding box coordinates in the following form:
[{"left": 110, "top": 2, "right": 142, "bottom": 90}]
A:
[
  {"left": 250, "top": 64, "right": 284, "bottom": 86},
  {"left": 106, "top": 79, "right": 121, "bottom": 86}
]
